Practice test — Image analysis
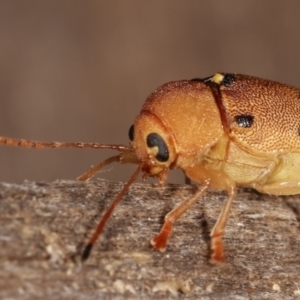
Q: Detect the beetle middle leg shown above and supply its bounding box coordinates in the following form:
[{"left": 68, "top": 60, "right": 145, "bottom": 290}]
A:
[
  {"left": 209, "top": 183, "right": 235, "bottom": 264},
  {"left": 185, "top": 165, "right": 236, "bottom": 264},
  {"left": 151, "top": 182, "right": 210, "bottom": 251}
]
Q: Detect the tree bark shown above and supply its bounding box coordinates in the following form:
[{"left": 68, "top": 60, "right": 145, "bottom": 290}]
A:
[{"left": 0, "top": 179, "right": 300, "bottom": 299}]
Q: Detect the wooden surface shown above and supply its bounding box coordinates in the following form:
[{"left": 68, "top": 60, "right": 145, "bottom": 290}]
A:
[{"left": 0, "top": 179, "right": 300, "bottom": 299}]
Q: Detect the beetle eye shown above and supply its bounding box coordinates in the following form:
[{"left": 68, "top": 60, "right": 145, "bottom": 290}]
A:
[
  {"left": 128, "top": 125, "right": 134, "bottom": 141},
  {"left": 146, "top": 133, "right": 169, "bottom": 162}
]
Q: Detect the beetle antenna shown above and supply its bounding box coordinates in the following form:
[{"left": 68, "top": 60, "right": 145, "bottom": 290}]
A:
[
  {"left": 81, "top": 164, "right": 142, "bottom": 261},
  {"left": 0, "top": 136, "right": 131, "bottom": 152}
]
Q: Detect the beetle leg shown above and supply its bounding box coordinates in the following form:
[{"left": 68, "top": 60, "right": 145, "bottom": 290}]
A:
[
  {"left": 77, "top": 155, "right": 122, "bottom": 181},
  {"left": 185, "top": 165, "right": 236, "bottom": 264},
  {"left": 209, "top": 183, "right": 235, "bottom": 264},
  {"left": 151, "top": 182, "right": 210, "bottom": 251},
  {"left": 82, "top": 164, "right": 142, "bottom": 261},
  {"left": 77, "top": 151, "right": 139, "bottom": 181}
]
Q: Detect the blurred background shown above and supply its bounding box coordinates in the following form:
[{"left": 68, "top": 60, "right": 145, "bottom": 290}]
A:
[{"left": 0, "top": 1, "right": 300, "bottom": 184}]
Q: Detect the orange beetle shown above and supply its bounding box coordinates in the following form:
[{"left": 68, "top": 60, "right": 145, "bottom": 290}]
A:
[{"left": 2, "top": 73, "right": 300, "bottom": 263}]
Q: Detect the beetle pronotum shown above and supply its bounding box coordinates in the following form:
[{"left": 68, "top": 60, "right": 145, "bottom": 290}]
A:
[{"left": 2, "top": 73, "right": 300, "bottom": 263}]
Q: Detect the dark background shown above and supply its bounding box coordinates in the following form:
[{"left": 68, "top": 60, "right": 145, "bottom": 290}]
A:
[{"left": 0, "top": 1, "right": 299, "bottom": 184}]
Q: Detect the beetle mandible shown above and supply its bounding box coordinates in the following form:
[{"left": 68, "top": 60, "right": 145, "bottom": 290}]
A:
[{"left": 2, "top": 72, "right": 300, "bottom": 263}]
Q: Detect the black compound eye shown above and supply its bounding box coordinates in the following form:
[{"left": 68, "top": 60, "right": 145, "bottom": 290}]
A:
[
  {"left": 146, "top": 133, "right": 169, "bottom": 162},
  {"left": 128, "top": 125, "right": 134, "bottom": 141}
]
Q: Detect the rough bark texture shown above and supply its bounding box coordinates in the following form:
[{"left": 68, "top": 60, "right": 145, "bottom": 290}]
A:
[{"left": 0, "top": 179, "right": 300, "bottom": 299}]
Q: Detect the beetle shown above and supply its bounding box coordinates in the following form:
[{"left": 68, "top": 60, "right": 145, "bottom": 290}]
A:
[{"left": 1, "top": 72, "right": 300, "bottom": 263}]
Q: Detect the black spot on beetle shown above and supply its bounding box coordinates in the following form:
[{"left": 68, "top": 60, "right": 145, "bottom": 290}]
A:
[
  {"left": 222, "top": 74, "right": 235, "bottom": 87},
  {"left": 298, "top": 92, "right": 300, "bottom": 99},
  {"left": 147, "top": 133, "right": 169, "bottom": 162},
  {"left": 298, "top": 125, "right": 300, "bottom": 136},
  {"left": 235, "top": 115, "right": 254, "bottom": 128},
  {"left": 128, "top": 124, "right": 134, "bottom": 141},
  {"left": 190, "top": 78, "right": 202, "bottom": 82}
]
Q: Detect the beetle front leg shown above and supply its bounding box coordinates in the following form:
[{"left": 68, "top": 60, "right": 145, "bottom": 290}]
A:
[
  {"left": 151, "top": 181, "right": 210, "bottom": 251},
  {"left": 185, "top": 165, "right": 236, "bottom": 264}
]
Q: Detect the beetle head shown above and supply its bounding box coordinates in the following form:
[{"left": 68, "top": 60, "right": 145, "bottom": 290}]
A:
[{"left": 129, "top": 111, "right": 176, "bottom": 180}]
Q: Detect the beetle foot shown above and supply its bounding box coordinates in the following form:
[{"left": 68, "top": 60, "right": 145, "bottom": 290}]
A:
[
  {"left": 151, "top": 233, "right": 168, "bottom": 252},
  {"left": 151, "top": 220, "right": 173, "bottom": 252},
  {"left": 210, "top": 235, "right": 227, "bottom": 264}
]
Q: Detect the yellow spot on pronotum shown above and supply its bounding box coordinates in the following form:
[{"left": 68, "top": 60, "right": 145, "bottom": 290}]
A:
[{"left": 211, "top": 73, "right": 224, "bottom": 85}]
